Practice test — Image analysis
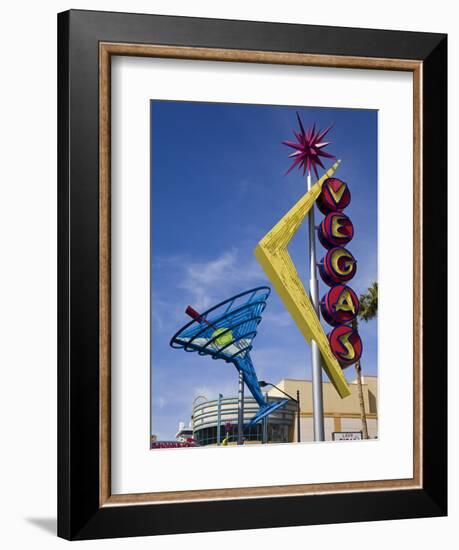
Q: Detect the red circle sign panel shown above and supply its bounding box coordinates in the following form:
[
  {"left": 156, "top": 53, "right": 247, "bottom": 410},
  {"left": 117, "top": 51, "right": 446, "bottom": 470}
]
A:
[
  {"left": 320, "top": 284, "right": 360, "bottom": 326},
  {"left": 328, "top": 325, "right": 363, "bottom": 367},
  {"left": 317, "top": 177, "right": 351, "bottom": 214},
  {"left": 319, "top": 247, "right": 357, "bottom": 286},
  {"left": 318, "top": 211, "right": 354, "bottom": 249}
]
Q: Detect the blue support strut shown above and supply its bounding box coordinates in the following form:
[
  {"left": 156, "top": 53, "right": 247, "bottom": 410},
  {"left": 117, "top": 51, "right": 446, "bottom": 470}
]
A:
[{"left": 235, "top": 354, "right": 289, "bottom": 427}]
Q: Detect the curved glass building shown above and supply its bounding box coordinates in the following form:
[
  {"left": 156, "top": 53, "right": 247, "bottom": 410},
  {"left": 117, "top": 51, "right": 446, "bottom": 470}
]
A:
[{"left": 192, "top": 395, "right": 297, "bottom": 446}]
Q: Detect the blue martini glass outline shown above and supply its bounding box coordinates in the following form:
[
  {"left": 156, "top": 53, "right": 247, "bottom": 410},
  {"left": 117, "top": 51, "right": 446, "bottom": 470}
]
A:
[{"left": 170, "top": 287, "right": 289, "bottom": 428}]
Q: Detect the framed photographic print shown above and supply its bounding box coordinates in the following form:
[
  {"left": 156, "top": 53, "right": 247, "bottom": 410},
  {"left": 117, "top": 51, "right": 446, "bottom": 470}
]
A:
[{"left": 58, "top": 9, "right": 447, "bottom": 540}]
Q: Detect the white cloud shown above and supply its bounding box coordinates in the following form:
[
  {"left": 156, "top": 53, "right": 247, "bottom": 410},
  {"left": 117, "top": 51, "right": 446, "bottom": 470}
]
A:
[
  {"left": 262, "top": 310, "right": 293, "bottom": 328},
  {"left": 178, "top": 248, "right": 263, "bottom": 310},
  {"left": 252, "top": 345, "right": 311, "bottom": 382}
]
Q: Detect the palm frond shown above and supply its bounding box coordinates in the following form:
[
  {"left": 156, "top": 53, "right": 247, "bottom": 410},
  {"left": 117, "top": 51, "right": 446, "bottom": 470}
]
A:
[{"left": 358, "top": 282, "right": 378, "bottom": 322}]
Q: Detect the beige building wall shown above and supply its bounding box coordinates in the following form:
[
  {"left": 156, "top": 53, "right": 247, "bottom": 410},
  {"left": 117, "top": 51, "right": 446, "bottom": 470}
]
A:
[{"left": 268, "top": 376, "right": 378, "bottom": 442}]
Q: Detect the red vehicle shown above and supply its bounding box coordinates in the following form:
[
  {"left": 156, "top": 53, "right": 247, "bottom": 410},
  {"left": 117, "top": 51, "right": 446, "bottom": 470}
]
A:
[{"left": 150, "top": 439, "right": 198, "bottom": 449}]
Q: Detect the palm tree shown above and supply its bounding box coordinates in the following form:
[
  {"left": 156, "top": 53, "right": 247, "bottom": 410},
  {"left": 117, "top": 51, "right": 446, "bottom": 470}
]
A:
[
  {"left": 352, "top": 282, "right": 378, "bottom": 439},
  {"left": 359, "top": 282, "right": 378, "bottom": 322}
]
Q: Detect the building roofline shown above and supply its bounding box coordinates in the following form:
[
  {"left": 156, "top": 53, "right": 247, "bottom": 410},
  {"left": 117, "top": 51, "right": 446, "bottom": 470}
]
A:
[{"left": 276, "top": 375, "right": 377, "bottom": 384}]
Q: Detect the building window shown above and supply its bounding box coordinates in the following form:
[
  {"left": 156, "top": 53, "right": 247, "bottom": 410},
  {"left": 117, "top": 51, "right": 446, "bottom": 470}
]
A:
[{"left": 368, "top": 390, "right": 377, "bottom": 414}]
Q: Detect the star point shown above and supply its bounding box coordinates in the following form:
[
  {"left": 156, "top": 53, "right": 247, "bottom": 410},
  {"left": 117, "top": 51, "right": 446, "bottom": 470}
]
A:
[{"left": 282, "top": 113, "right": 335, "bottom": 178}]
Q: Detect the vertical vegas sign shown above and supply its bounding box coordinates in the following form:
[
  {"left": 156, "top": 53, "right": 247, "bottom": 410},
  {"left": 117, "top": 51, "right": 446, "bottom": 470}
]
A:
[{"left": 317, "top": 178, "right": 363, "bottom": 368}]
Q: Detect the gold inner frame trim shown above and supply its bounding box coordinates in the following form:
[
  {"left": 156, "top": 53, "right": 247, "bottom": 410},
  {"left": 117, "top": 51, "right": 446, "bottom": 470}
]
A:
[{"left": 99, "top": 42, "right": 423, "bottom": 507}]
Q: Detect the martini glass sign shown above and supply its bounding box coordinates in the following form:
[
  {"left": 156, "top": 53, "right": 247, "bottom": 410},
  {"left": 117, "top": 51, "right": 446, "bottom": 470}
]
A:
[{"left": 317, "top": 178, "right": 363, "bottom": 367}]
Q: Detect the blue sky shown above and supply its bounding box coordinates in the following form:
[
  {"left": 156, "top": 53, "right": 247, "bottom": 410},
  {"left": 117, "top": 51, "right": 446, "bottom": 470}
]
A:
[{"left": 150, "top": 100, "right": 378, "bottom": 440}]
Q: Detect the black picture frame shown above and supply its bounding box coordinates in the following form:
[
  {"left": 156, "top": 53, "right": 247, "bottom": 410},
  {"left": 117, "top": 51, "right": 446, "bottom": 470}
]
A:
[{"left": 58, "top": 9, "right": 447, "bottom": 540}]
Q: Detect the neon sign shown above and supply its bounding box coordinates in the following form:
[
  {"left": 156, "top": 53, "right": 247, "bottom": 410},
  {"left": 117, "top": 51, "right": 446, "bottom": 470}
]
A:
[
  {"left": 319, "top": 246, "right": 357, "bottom": 286},
  {"left": 318, "top": 212, "right": 354, "bottom": 248},
  {"left": 320, "top": 284, "right": 359, "bottom": 326},
  {"left": 317, "top": 178, "right": 363, "bottom": 368},
  {"left": 317, "top": 177, "right": 351, "bottom": 214}
]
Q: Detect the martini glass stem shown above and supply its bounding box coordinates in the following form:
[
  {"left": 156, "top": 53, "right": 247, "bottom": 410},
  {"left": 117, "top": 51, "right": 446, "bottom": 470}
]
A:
[{"left": 307, "top": 170, "right": 325, "bottom": 442}]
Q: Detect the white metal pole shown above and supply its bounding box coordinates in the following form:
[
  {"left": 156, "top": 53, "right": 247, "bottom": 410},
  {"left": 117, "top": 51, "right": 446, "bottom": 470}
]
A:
[
  {"left": 237, "top": 370, "right": 244, "bottom": 445},
  {"left": 262, "top": 391, "right": 268, "bottom": 444},
  {"left": 216, "top": 393, "right": 222, "bottom": 445},
  {"left": 307, "top": 171, "right": 325, "bottom": 441}
]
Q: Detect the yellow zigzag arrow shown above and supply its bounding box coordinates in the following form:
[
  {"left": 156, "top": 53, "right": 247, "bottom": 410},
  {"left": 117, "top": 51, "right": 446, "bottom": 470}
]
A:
[{"left": 254, "top": 160, "right": 351, "bottom": 399}]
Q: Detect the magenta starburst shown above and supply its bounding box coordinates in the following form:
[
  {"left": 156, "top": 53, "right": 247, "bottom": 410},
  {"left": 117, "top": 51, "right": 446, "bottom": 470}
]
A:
[{"left": 282, "top": 112, "right": 335, "bottom": 179}]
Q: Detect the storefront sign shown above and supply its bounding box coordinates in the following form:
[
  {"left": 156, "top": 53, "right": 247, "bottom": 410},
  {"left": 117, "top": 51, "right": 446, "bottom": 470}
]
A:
[{"left": 332, "top": 431, "right": 363, "bottom": 441}]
